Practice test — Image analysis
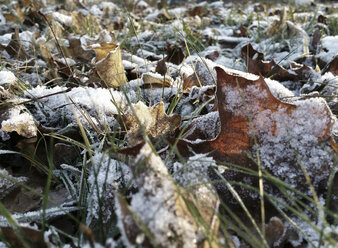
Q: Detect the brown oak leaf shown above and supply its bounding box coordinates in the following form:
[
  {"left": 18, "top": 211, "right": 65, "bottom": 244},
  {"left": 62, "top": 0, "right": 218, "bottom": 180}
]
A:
[
  {"left": 241, "top": 43, "right": 300, "bottom": 81},
  {"left": 176, "top": 67, "right": 336, "bottom": 192}
]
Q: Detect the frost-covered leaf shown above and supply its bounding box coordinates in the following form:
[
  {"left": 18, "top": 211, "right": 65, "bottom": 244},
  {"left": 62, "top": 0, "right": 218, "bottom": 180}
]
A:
[
  {"left": 0, "top": 84, "right": 37, "bottom": 138},
  {"left": 183, "top": 60, "right": 216, "bottom": 91},
  {"left": 0, "top": 168, "right": 28, "bottom": 200},
  {"left": 178, "top": 66, "right": 336, "bottom": 193},
  {"left": 124, "top": 101, "right": 181, "bottom": 145},
  {"left": 116, "top": 143, "right": 219, "bottom": 247}
]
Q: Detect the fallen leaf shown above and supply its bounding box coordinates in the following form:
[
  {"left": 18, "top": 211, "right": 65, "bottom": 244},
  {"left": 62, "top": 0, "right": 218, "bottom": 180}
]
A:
[
  {"left": 166, "top": 42, "right": 185, "bottom": 65},
  {"left": 0, "top": 168, "right": 28, "bottom": 200},
  {"left": 123, "top": 101, "right": 181, "bottom": 145},
  {"left": 205, "top": 50, "right": 220, "bottom": 61},
  {"left": 0, "top": 90, "right": 37, "bottom": 139},
  {"left": 66, "top": 37, "right": 95, "bottom": 62},
  {"left": 317, "top": 14, "right": 327, "bottom": 24},
  {"left": 116, "top": 143, "right": 219, "bottom": 247},
  {"left": 5, "top": 30, "right": 28, "bottom": 60},
  {"left": 155, "top": 58, "right": 167, "bottom": 76},
  {"left": 1, "top": 225, "right": 47, "bottom": 248},
  {"left": 141, "top": 72, "right": 172, "bottom": 88},
  {"left": 265, "top": 217, "right": 285, "bottom": 247},
  {"left": 241, "top": 43, "right": 299, "bottom": 81},
  {"left": 92, "top": 42, "right": 127, "bottom": 87},
  {"left": 322, "top": 55, "right": 338, "bottom": 75},
  {"left": 234, "top": 24, "right": 248, "bottom": 37},
  {"left": 177, "top": 66, "right": 336, "bottom": 194},
  {"left": 311, "top": 29, "right": 321, "bottom": 52},
  {"left": 183, "top": 60, "right": 216, "bottom": 91}
]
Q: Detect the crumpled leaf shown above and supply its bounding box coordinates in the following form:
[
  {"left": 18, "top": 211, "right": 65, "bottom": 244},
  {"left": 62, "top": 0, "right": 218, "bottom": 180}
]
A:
[
  {"left": 0, "top": 86, "right": 37, "bottom": 139},
  {"left": 115, "top": 143, "right": 219, "bottom": 247},
  {"left": 123, "top": 101, "right": 181, "bottom": 145},
  {"left": 92, "top": 42, "right": 127, "bottom": 87}
]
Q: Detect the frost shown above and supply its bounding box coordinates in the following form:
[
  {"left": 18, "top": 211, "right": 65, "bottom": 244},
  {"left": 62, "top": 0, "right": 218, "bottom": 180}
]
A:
[
  {"left": 125, "top": 143, "right": 199, "bottom": 247},
  {"left": 1, "top": 107, "right": 37, "bottom": 138},
  {"left": 0, "top": 168, "right": 28, "bottom": 200},
  {"left": 0, "top": 206, "right": 78, "bottom": 226},
  {"left": 86, "top": 152, "right": 131, "bottom": 224},
  {"left": 317, "top": 36, "right": 338, "bottom": 63},
  {"left": 173, "top": 154, "right": 216, "bottom": 186},
  {"left": 254, "top": 97, "right": 334, "bottom": 189},
  {"left": 24, "top": 86, "right": 129, "bottom": 128},
  {"left": 0, "top": 70, "right": 17, "bottom": 85}
]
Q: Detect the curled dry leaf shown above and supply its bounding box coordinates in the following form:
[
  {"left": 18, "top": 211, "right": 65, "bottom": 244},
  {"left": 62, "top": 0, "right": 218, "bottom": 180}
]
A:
[
  {"left": 124, "top": 101, "right": 181, "bottom": 145},
  {"left": 141, "top": 72, "right": 172, "bottom": 88},
  {"left": 115, "top": 143, "right": 219, "bottom": 247},
  {"left": 241, "top": 43, "right": 298, "bottom": 81},
  {"left": 91, "top": 42, "right": 127, "bottom": 87}
]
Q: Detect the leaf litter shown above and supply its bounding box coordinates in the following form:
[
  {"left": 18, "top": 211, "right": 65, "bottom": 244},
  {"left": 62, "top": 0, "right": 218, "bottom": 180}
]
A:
[{"left": 0, "top": 0, "right": 337, "bottom": 247}]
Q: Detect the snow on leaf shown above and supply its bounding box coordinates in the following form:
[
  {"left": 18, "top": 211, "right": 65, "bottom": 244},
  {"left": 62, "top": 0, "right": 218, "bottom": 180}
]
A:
[
  {"left": 0, "top": 86, "right": 37, "bottom": 139},
  {"left": 0, "top": 168, "right": 28, "bottom": 200},
  {"left": 178, "top": 66, "right": 336, "bottom": 192},
  {"left": 116, "top": 143, "right": 219, "bottom": 247},
  {"left": 124, "top": 101, "right": 181, "bottom": 145}
]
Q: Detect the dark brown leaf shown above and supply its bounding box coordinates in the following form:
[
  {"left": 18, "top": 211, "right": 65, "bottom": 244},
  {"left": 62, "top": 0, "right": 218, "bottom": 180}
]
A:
[
  {"left": 322, "top": 55, "right": 338, "bottom": 75},
  {"left": 155, "top": 58, "right": 167, "bottom": 76},
  {"left": 166, "top": 43, "right": 185, "bottom": 65}
]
